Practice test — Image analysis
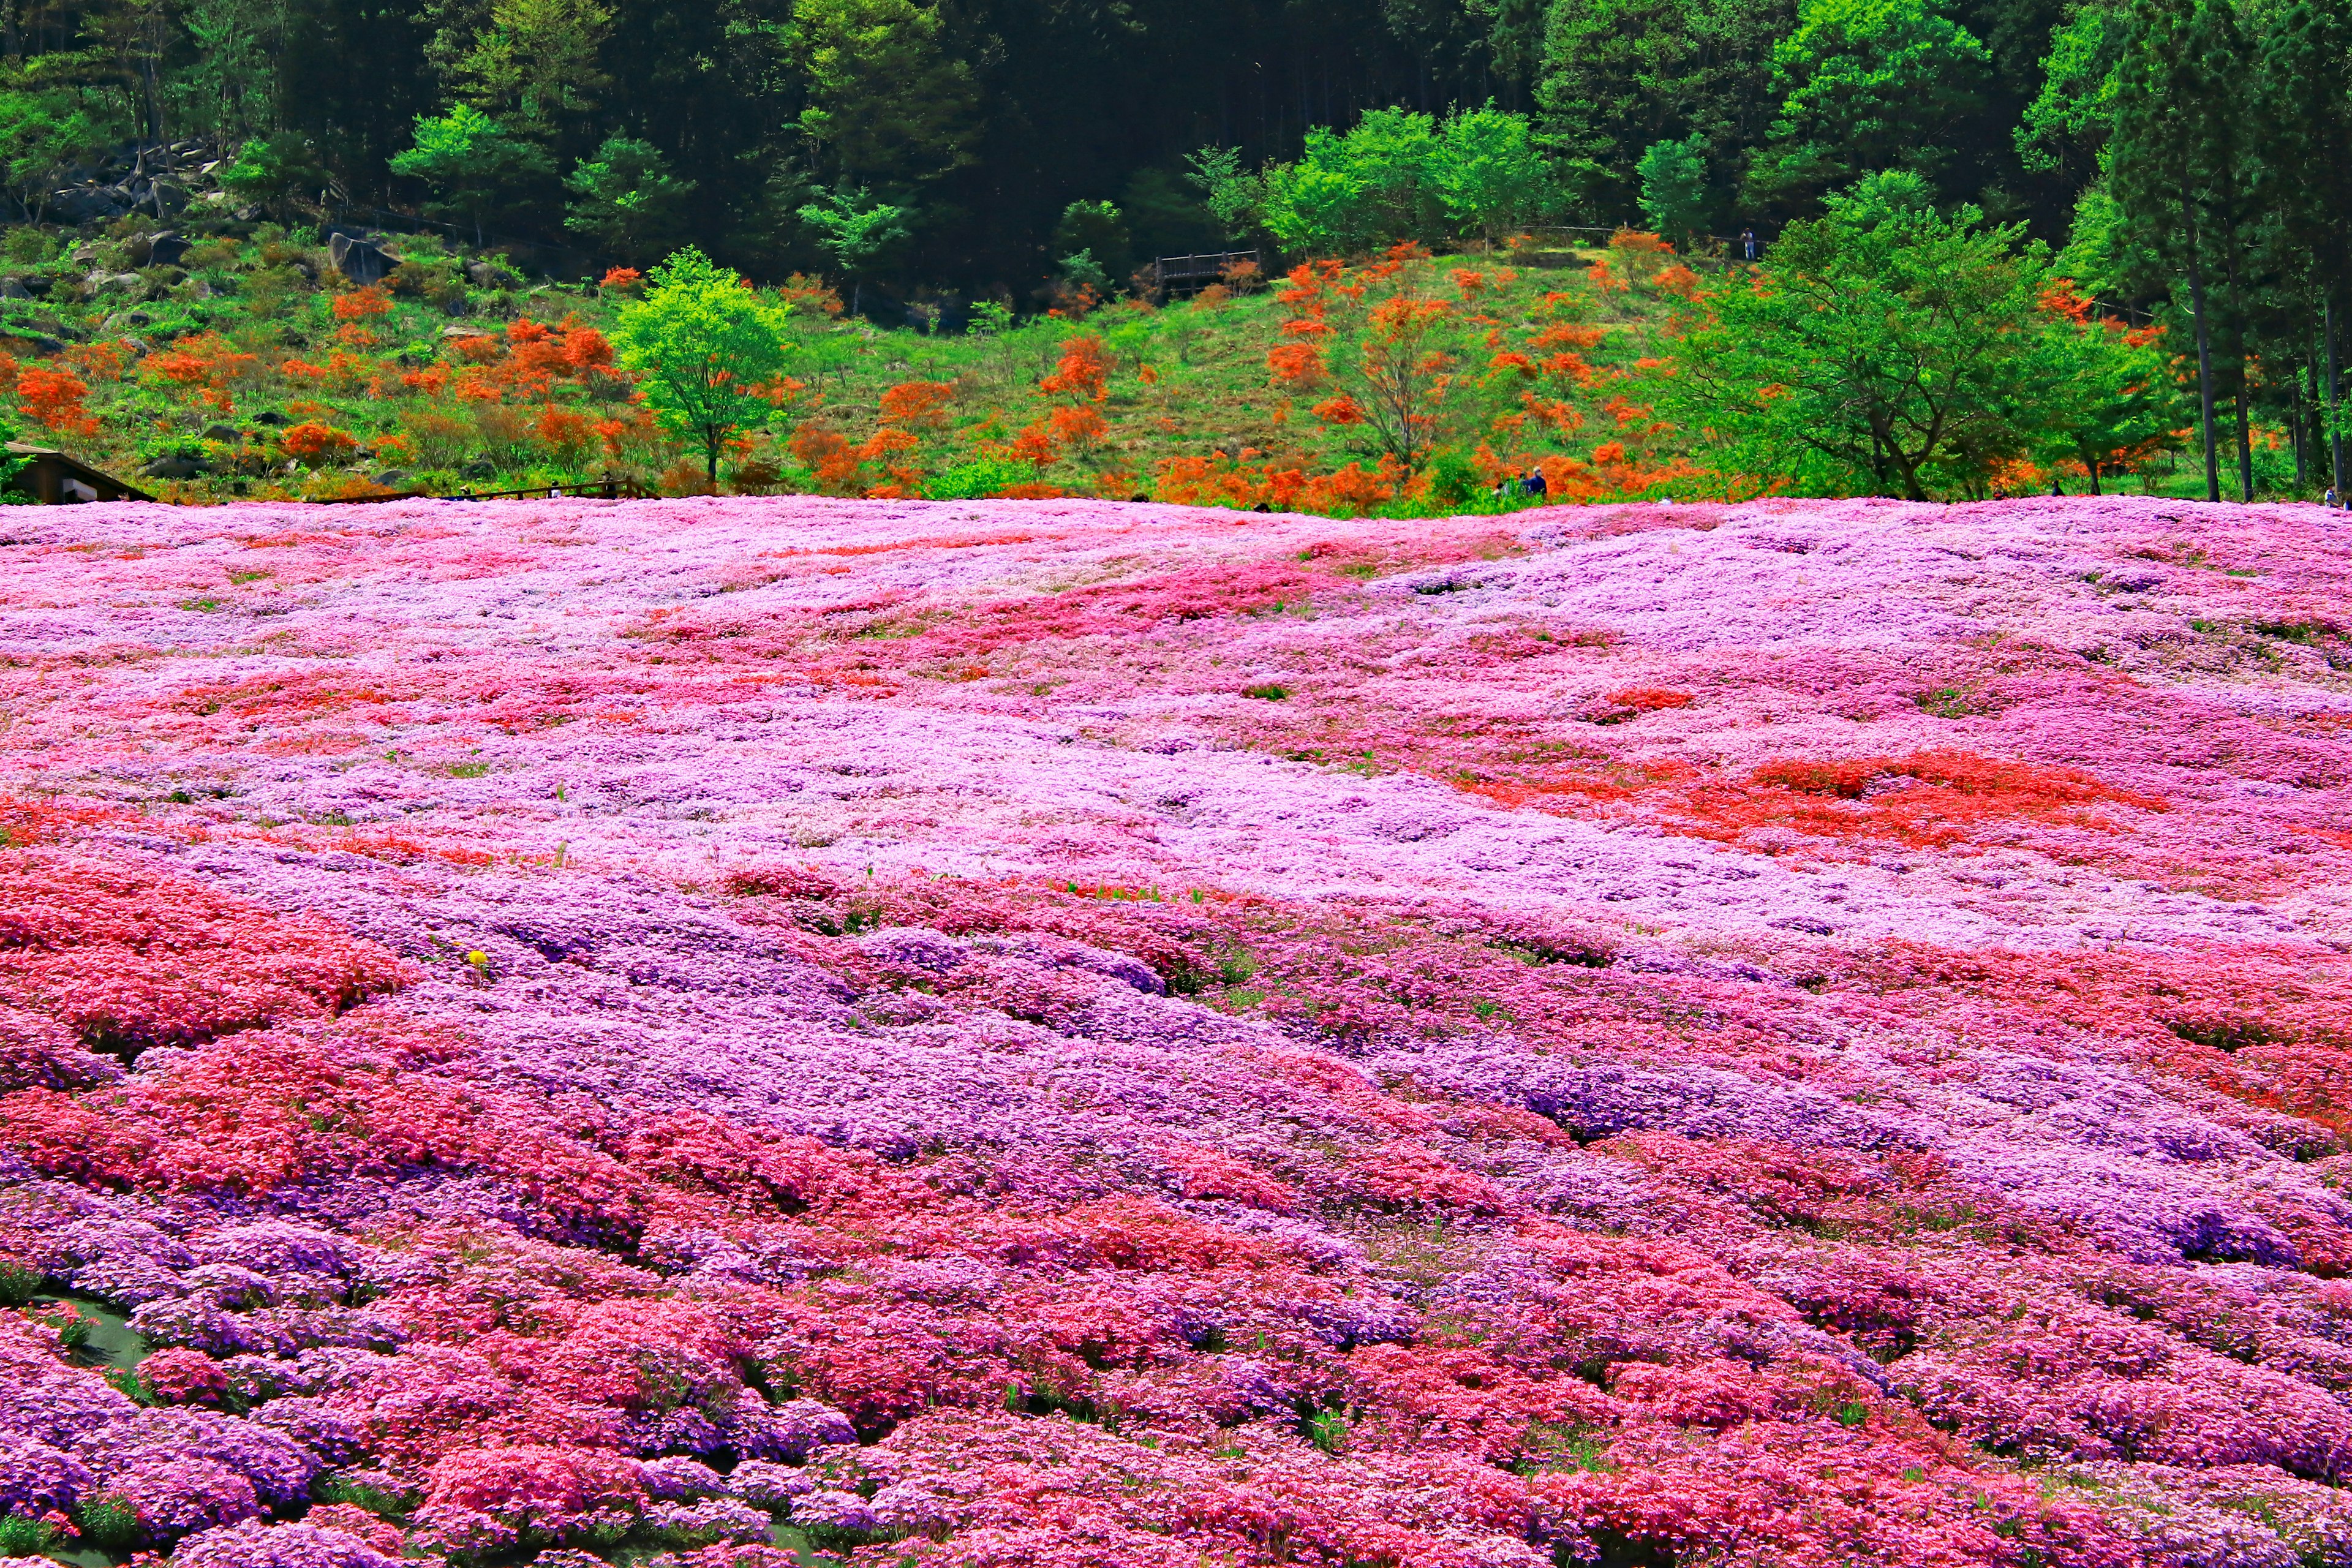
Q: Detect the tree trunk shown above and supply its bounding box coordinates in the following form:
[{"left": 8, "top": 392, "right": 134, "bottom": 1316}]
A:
[
  {"left": 2293, "top": 353, "right": 2309, "bottom": 490},
  {"left": 2331, "top": 298, "right": 2347, "bottom": 505},
  {"left": 2234, "top": 388, "right": 2253, "bottom": 503},
  {"left": 2089, "top": 460, "right": 2102, "bottom": 497},
  {"left": 2184, "top": 212, "right": 2221, "bottom": 503}
]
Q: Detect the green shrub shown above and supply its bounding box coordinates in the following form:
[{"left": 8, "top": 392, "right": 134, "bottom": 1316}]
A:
[
  {"left": 76, "top": 1493, "right": 141, "bottom": 1550},
  {"left": 0, "top": 1261, "right": 42, "bottom": 1306},
  {"left": 922, "top": 456, "right": 1032, "bottom": 500},
  {"left": 0, "top": 1513, "right": 60, "bottom": 1555}
]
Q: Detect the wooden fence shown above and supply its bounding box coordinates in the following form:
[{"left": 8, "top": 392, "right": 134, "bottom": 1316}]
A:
[{"left": 1150, "top": 251, "right": 1261, "bottom": 293}]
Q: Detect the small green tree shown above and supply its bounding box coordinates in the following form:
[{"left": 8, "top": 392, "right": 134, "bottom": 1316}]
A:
[
  {"left": 217, "top": 132, "right": 329, "bottom": 222},
  {"left": 796, "top": 186, "right": 910, "bottom": 315},
  {"left": 1259, "top": 108, "right": 1443, "bottom": 255},
  {"left": 1744, "top": 0, "right": 1991, "bottom": 214},
  {"left": 564, "top": 134, "right": 696, "bottom": 265},
  {"left": 1431, "top": 105, "right": 1555, "bottom": 244},
  {"left": 1185, "top": 145, "right": 1264, "bottom": 244},
  {"left": 389, "top": 105, "right": 553, "bottom": 247},
  {"left": 1052, "top": 200, "right": 1132, "bottom": 285},
  {"left": 0, "top": 89, "right": 105, "bottom": 224},
  {"left": 2032, "top": 284, "right": 2184, "bottom": 493},
  {"left": 611, "top": 247, "right": 794, "bottom": 484},
  {"left": 1661, "top": 171, "right": 2054, "bottom": 499},
  {"left": 1636, "top": 135, "right": 1709, "bottom": 244}
]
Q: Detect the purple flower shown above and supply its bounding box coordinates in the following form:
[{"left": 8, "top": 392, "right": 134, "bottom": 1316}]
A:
[
  {"left": 170, "top": 1520, "right": 404, "bottom": 1568},
  {"left": 786, "top": 1488, "right": 875, "bottom": 1534},
  {"left": 0, "top": 1434, "right": 93, "bottom": 1513},
  {"left": 105, "top": 1457, "right": 262, "bottom": 1540}
]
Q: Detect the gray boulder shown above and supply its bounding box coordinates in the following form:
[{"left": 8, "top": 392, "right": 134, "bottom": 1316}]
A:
[
  {"left": 330, "top": 233, "right": 398, "bottom": 285},
  {"left": 135, "top": 232, "right": 190, "bottom": 268},
  {"left": 141, "top": 454, "right": 211, "bottom": 480}
]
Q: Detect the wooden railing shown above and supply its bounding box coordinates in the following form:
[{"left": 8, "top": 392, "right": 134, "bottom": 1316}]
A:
[{"left": 1151, "top": 250, "right": 1260, "bottom": 292}]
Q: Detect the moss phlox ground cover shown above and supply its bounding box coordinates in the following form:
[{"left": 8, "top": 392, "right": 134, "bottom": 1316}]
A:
[{"left": 3, "top": 492, "right": 2352, "bottom": 1568}]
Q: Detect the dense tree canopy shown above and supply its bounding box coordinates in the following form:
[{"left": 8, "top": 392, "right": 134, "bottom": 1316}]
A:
[{"left": 0, "top": 0, "right": 2346, "bottom": 503}]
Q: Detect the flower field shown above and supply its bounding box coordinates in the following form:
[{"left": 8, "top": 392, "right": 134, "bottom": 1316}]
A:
[{"left": 3, "top": 490, "right": 2352, "bottom": 1568}]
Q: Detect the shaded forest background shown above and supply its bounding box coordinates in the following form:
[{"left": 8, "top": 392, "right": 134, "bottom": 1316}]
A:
[{"left": 0, "top": 0, "right": 2093, "bottom": 292}]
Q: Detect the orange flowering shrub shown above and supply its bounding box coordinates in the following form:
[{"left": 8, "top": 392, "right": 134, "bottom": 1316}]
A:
[
  {"left": 64, "top": 342, "right": 129, "bottom": 384},
  {"left": 1040, "top": 336, "right": 1112, "bottom": 401},
  {"left": 282, "top": 422, "right": 359, "bottom": 467},
  {"left": 1047, "top": 404, "right": 1107, "bottom": 450},
  {"left": 333, "top": 287, "right": 393, "bottom": 321},
  {"left": 17, "top": 368, "right": 96, "bottom": 436},
  {"left": 879, "top": 381, "right": 954, "bottom": 429}
]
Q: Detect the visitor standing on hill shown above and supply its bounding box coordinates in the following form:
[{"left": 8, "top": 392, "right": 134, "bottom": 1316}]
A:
[{"left": 1741, "top": 228, "right": 1757, "bottom": 262}]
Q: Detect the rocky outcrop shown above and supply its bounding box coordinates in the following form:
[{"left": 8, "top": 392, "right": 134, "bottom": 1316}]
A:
[{"left": 47, "top": 141, "right": 226, "bottom": 225}]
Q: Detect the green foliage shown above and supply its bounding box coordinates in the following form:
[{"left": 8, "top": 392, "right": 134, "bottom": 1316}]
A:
[
  {"left": 565, "top": 135, "right": 696, "bottom": 265},
  {"left": 219, "top": 133, "right": 330, "bottom": 217},
  {"left": 1537, "top": 0, "right": 1791, "bottom": 220},
  {"left": 1261, "top": 107, "right": 1444, "bottom": 255},
  {"left": 922, "top": 455, "right": 1030, "bottom": 498},
  {"left": 0, "top": 88, "right": 108, "bottom": 221},
  {"left": 444, "top": 0, "right": 613, "bottom": 129},
  {"left": 1423, "top": 446, "right": 1483, "bottom": 503},
  {"left": 2018, "top": 2, "right": 2125, "bottom": 178},
  {"left": 1663, "top": 171, "right": 2083, "bottom": 498},
  {"left": 1186, "top": 146, "right": 1265, "bottom": 244},
  {"left": 0, "top": 1513, "right": 59, "bottom": 1557},
  {"left": 1119, "top": 167, "right": 1218, "bottom": 262},
  {"left": 612, "top": 247, "right": 794, "bottom": 481},
  {"left": 789, "top": 0, "right": 981, "bottom": 190},
  {"left": 1053, "top": 201, "right": 1132, "bottom": 285},
  {"left": 2034, "top": 297, "right": 2182, "bottom": 489},
  {"left": 388, "top": 105, "right": 553, "bottom": 245},
  {"left": 1430, "top": 105, "right": 1556, "bottom": 241},
  {"left": 796, "top": 187, "right": 912, "bottom": 314},
  {"left": 172, "top": 0, "right": 291, "bottom": 138},
  {"left": 1254, "top": 105, "right": 1560, "bottom": 257},
  {"left": 1745, "top": 0, "right": 1993, "bottom": 214},
  {"left": 1637, "top": 135, "right": 1711, "bottom": 242},
  {"left": 0, "top": 1261, "right": 41, "bottom": 1305},
  {"left": 76, "top": 1494, "right": 141, "bottom": 1550}
]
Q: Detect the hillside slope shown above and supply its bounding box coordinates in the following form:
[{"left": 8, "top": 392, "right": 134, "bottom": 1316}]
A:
[{"left": 1, "top": 493, "right": 2350, "bottom": 1567}]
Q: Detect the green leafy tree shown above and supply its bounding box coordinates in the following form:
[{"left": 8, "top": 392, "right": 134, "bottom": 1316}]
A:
[
  {"left": 1662, "top": 170, "right": 2055, "bottom": 499},
  {"left": 795, "top": 186, "right": 910, "bottom": 315},
  {"left": 1430, "top": 105, "right": 1555, "bottom": 243},
  {"left": 564, "top": 134, "right": 696, "bottom": 265},
  {"left": 388, "top": 104, "right": 552, "bottom": 246},
  {"left": 1745, "top": 0, "right": 1992, "bottom": 214},
  {"left": 172, "top": 0, "right": 290, "bottom": 140},
  {"left": 2105, "top": 0, "right": 2251, "bottom": 500},
  {"left": 0, "top": 89, "right": 105, "bottom": 222},
  {"left": 1259, "top": 108, "right": 1443, "bottom": 255},
  {"left": 2255, "top": 0, "right": 2352, "bottom": 499},
  {"left": 789, "top": 0, "right": 981, "bottom": 191},
  {"left": 1120, "top": 167, "right": 1218, "bottom": 262},
  {"left": 1637, "top": 134, "right": 1709, "bottom": 243},
  {"left": 1537, "top": 0, "right": 1792, "bottom": 220},
  {"left": 1052, "top": 200, "right": 1132, "bottom": 285},
  {"left": 1185, "top": 145, "right": 1265, "bottom": 244},
  {"left": 439, "top": 0, "right": 612, "bottom": 130},
  {"left": 2017, "top": 0, "right": 2126, "bottom": 183},
  {"left": 217, "top": 131, "right": 330, "bottom": 221},
  {"left": 2032, "top": 284, "right": 2183, "bottom": 491},
  {"left": 612, "top": 247, "right": 794, "bottom": 484}
]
